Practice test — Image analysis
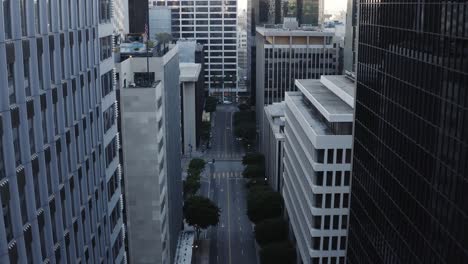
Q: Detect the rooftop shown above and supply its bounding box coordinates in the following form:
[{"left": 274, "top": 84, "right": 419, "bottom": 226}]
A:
[
  {"left": 295, "top": 79, "right": 353, "bottom": 122},
  {"left": 180, "top": 63, "right": 202, "bottom": 82},
  {"left": 286, "top": 92, "right": 333, "bottom": 136},
  {"left": 256, "top": 26, "right": 334, "bottom": 37},
  {"left": 320, "top": 75, "right": 355, "bottom": 107}
]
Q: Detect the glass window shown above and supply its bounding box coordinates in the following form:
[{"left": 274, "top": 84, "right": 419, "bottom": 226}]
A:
[
  {"left": 7, "top": 63, "right": 15, "bottom": 104},
  {"left": 3, "top": 0, "right": 12, "bottom": 39}
]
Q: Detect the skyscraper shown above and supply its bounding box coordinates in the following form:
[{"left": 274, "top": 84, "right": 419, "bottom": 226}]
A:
[
  {"left": 348, "top": 1, "right": 468, "bottom": 263},
  {"left": 155, "top": 0, "right": 240, "bottom": 98},
  {"left": 129, "top": 0, "right": 149, "bottom": 33},
  {"left": 0, "top": 0, "right": 125, "bottom": 262}
]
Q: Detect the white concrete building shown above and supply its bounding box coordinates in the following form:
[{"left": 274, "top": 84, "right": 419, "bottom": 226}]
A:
[
  {"left": 180, "top": 63, "right": 202, "bottom": 155},
  {"left": 283, "top": 75, "right": 354, "bottom": 264},
  {"left": 262, "top": 103, "right": 286, "bottom": 192},
  {"left": 255, "top": 23, "right": 339, "bottom": 142},
  {"left": 117, "top": 47, "right": 183, "bottom": 264},
  {"left": 155, "top": 0, "right": 241, "bottom": 96}
]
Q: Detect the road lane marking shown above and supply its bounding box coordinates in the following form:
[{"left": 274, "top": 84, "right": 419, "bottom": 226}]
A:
[{"left": 227, "top": 173, "right": 232, "bottom": 264}]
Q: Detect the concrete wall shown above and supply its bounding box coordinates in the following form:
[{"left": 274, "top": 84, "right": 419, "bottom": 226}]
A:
[{"left": 121, "top": 87, "right": 165, "bottom": 264}]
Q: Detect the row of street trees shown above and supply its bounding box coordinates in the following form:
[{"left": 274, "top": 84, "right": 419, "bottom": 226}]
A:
[
  {"left": 242, "top": 153, "right": 297, "bottom": 264},
  {"left": 233, "top": 104, "right": 256, "bottom": 148},
  {"left": 182, "top": 158, "right": 220, "bottom": 241}
]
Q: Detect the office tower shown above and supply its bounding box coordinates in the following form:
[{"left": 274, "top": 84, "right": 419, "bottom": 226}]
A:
[
  {"left": 156, "top": 0, "right": 239, "bottom": 98},
  {"left": 129, "top": 0, "right": 148, "bottom": 33},
  {"left": 283, "top": 76, "right": 355, "bottom": 264},
  {"left": 149, "top": 6, "right": 173, "bottom": 39},
  {"left": 114, "top": 0, "right": 130, "bottom": 38},
  {"left": 256, "top": 21, "right": 339, "bottom": 141},
  {"left": 297, "top": 0, "right": 324, "bottom": 26},
  {"left": 343, "top": 0, "right": 357, "bottom": 73},
  {"left": 348, "top": 1, "right": 468, "bottom": 263},
  {"left": 117, "top": 47, "right": 183, "bottom": 264},
  {"left": 262, "top": 103, "right": 285, "bottom": 191},
  {"left": 0, "top": 0, "right": 125, "bottom": 262}
]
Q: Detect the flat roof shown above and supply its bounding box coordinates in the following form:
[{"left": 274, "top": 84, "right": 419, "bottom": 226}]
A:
[
  {"left": 320, "top": 75, "right": 355, "bottom": 107},
  {"left": 295, "top": 79, "right": 353, "bottom": 122},
  {"left": 180, "top": 63, "right": 202, "bottom": 82},
  {"left": 256, "top": 27, "right": 335, "bottom": 37},
  {"left": 286, "top": 92, "right": 333, "bottom": 136}
]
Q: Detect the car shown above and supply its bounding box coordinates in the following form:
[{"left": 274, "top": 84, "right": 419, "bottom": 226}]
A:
[{"left": 223, "top": 100, "right": 232, "bottom": 104}]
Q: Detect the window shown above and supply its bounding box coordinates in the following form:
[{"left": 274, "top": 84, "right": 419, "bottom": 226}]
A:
[
  {"left": 341, "top": 215, "right": 348, "bottom": 229},
  {"left": 3, "top": 0, "right": 12, "bottom": 39},
  {"left": 333, "top": 215, "right": 339, "bottom": 229},
  {"left": 335, "top": 171, "right": 342, "bottom": 186},
  {"left": 336, "top": 149, "right": 343, "bottom": 163},
  {"left": 7, "top": 63, "right": 15, "bottom": 104},
  {"left": 105, "top": 138, "right": 117, "bottom": 167},
  {"left": 314, "top": 194, "right": 322, "bottom": 208},
  {"left": 99, "top": 0, "right": 112, "bottom": 23},
  {"left": 345, "top": 149, "right": 352, "bottom": 163},
  {"left": 327, "top": 149, "right": 334, "bottom": 163},
  {"left": 100, "top": 36, "right": 112, "bottom": 61},
  {"left": 344, "top": 171, "right": 350, "bottom": 186},
  {"left": 343, "top": 194, "right": 349, "bottom": 208},
  {"left": 28, "top": 119, "right": 36, "bottom": 154},
  {"left": 332, "top": 236, "right": 338, "bottom": 250},
  {"left": 20, "top": 0, "right": 27, "bottom": 36},
  {"left": 324, "top": 215, "right": 330, "bottom": 229},
  {"left": 326, "top": 171, "right": 333, "bottom": 186},
  {"left": 340, "top": 236, "right": 347, "bottom": 250},
  {"left": 313, "top": 216, "right": 321, "bottom": 229},
  {"left": 13, "top": 127, "right": 21, "bottom": 167},
  {"left": 334, "top": 193, "right": 340, "bottom": 208},
  {"left": 314, "top": 171, "right": 323, "bottom": 186},
  {"left": 103, "top": 104, "right": 115, "bottom": 133},
  {"left": 325, "top": 194, "right": 331, "bottom": 208},
  {"left": 323, "top": 237, "right": 329, "bottom": 250},
  {"left": 312, "top": 237, "right": 320, "bottom": 250},
  {"left": 101, "top": 71, "right": 113, "bottom": 98}
]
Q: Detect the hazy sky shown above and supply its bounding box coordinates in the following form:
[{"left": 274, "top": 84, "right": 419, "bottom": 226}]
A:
[{"left": 238, "top": 0, "right": 347, "bottom": 14}]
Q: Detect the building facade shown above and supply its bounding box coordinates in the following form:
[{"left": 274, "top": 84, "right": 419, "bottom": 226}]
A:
[
  {"left": 129, "top": 0, "right": 148, "bottom": 33},
  {"left": 155, "top": 0, "right": 240, "bottom": 97},
  {"left": 348, "top": 1, "right": 468, "bottom": 263},
  {"left": 0, "top": 0, "right": 125, "bottom": 262},
  {"left": 343, "top": 0, "right": 357, "bottom": 73},
  {"left": 262, "top": 103, "right": 285, "bottom": 192},
  {"left": 116, "top": 48, "right": 183, "bottom": 264},
  {"left": 149, "top": 6, "right": 172, "bottom": 39},
  {"left": 283, "top": 76, "right": 355, "bottom": 264},
  {"left": 256, "top": 24, "right": 339, "bottom": 141}
]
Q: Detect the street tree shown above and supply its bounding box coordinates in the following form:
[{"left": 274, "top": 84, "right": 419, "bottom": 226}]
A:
[
  {"left": 183, "top": 175, "right": 201, "bottom": 198},
  {"left": 242, "top": 164, "right": 265, "bottom": 178},
  {"left": 242, "top": 152, "right": 265, "bottom": 166},
  {"left": 254, "top": 218, "right": 288, "bottom": 245},
  {"left": 259, "top": 241, "right": 296, "bottom": 264},
  {"left": 189, "top": 158, "right": 206, "bottom": 173},
  {"left": 247, "top": 189, "right": 283, "bottom": 223},
  {"left": 183, "top": 196, "right": 220, "bottom": 240}
]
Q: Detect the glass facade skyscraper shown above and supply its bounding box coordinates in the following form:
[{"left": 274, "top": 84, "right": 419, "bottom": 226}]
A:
[
  {"left": 0, "top": 0, "right": 125, "bottom": 262},
  {"left": 349, "top": 1, "right": 468, "bottom": 263}
]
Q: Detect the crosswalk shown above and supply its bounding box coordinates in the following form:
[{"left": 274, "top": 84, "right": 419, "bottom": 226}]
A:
[
  {"left": 210, "top": 171, "right": 243, "bottom": 179},
  {"left": 203, "top": 151, "right": 243, "bottom": 160}
]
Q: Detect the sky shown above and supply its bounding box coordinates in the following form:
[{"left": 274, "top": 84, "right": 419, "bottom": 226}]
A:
[{"left": 238, "top": 0, "right": 347, "bottom": 15}]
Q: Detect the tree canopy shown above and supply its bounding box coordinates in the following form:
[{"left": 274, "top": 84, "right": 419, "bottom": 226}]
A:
[
  {"left": 189, "top": 158, "right": 206, "bottom": 173},
  {"left": 242, "top": 152, "right": 265, "bottom": 166},
  {"left": 183, "top": 196, "right": 220, "bottom": 240},
  {"left": 247, "top": 188, "right": 284, "bottom": 223},
  {"left": 183, "top": 175, "right": 201, "bottom": 198},
  {"left": 254, "top": 218, "right": 288, "bottom": 245},
  {"left": 259, "top": 241, "right": 296, "bottom": 264},
  {"left": 242, "top": 164, "right": 265, "bottom": 179},
  {"left": 205, "top": 96, "right": 218, "bottom": 113}
]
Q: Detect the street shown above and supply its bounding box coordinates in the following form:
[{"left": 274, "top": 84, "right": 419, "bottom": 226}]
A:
[{"left": 200, "top": 104, "right": 257, "bottom": 264}]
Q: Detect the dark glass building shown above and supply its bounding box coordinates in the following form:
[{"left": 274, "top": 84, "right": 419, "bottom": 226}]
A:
[
  {"left": 129, "top": 0, "right": 149, "bottom": 33},
  {"left": 349, "top": 1, "right": 468, "bottom": 263}
]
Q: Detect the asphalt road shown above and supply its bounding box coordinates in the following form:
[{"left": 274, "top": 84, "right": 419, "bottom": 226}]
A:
[{"left": 201, "top": 104, "right": 257, "bottom": 264}]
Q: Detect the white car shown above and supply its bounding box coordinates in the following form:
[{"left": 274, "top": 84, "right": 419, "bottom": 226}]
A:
[{"left": 223, "top": 100, "right": 232, "bottom": 104}]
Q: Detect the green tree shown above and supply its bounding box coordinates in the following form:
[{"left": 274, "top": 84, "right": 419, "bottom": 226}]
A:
[
  {"left": 205, "top": 96, "right": 218, "bottom": 112},
  {"left": 200, "top": 121, "right": 211, "bottom": 141},
  {"left": 242, "top": 152, "right": 265, "bottom": 166},
  {"left": 183, "top": 175, "right": 201, "bottom": 198},
  {"left": 189, "top": 158, "right": 206, "bottom": 173},
  {"left": 247, "top": 189, "right": 283, "bottom": 223},
  {"left": 183, "top": 196, "right": 220, "bottom": 240},
  {"left": 259, "top": 241, "right": 296, "bottom": 264},
  {"left": 155, "top": 32, "right": 173, "bottom": 52},
  {"left": 254, "top": 218, "right": 288, "bottom": 245},
  {"left": 242, "top": 164, "right": 265, "bottom": 179}
]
